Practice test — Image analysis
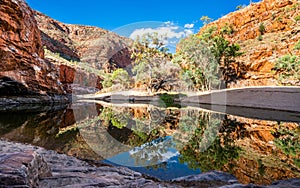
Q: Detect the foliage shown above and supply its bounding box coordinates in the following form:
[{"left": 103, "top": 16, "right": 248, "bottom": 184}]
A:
[
  {"left": 198, "top": 26, "right": 217, "bottom": 41},
  {"left": 272, "top": 13, "right": 276, "bottom": 20},
  {"left": 209, "top": 36, "right": 243, "bottom": 86},
  {"left": 99, "top": 106, "right": 167, "bottom": 150},
  {"left": 132, "top": 107, "right": 167, "bottom": 134},
  {"left": 273, "top": 41, "right": 300, "bottom": 86},
  {"left": 174, "top": 24, "right": 243, "bottom": 90},
  {"left": 100, "top": 107, "right": 129, "bottom": 129},
  {"left": 131, "top": 32, "right": 182, "bottom": 92},
  {"left": 99, "top": 18, "right": 241, "bottom": 92},
  {"left": 174, "top": 34, "right": 220, "bottom": 91},
  {"left": 276, "top": 15, "right": 283, "bottom": 22},
  {"left": 179, "top": 137, "right": 241, "bottom": 171},
  {"left": 200, "top": 16, "right": 213, "bottom": 25},
  {"left": 258, "top": 23, "right": 266, "bottom": 35},
  {"left": 100, "top": 32, "right": 188, "bottom": 92},
  {"left": 131, "top": 32, "right": 170, "bottom": 58},
  {"left": 257, "top": 34, "right": 263, "bottom": 41},
  {"left": 284, "top": 3, "right": 300, "bottom": 12},
  {"left": 220, "top": 24, "right": 234, "bottom": 35},
  {"left": 177, "top": 113, "right": 241, "bottom": 171},
  {"left": 294, "top": 158, "right": 300, "bottom": 168},
  {"left": 102, "top": 68, "right": 131, "bottom": 89},
  {"left": 131, "top": 61, "right": 150, "bottom": 84},
  {"left": 158, "top": 93, "right": 186, "bottom": 108},
  {"left": 272, "top": 125, "right": 300, "bottom": 158},
  {"left": 295, "top": 15, "right": 300, "bottom": 22},
  {"left": 275, "top": 137, "right": 300, "bottom": 157},
  {"left": 102, "top": 73, "right": 113, "bottom": 88},
  {"left": 293, "top": 40, "right": 300, "bottom": 50},
  {"left": 273, "top": 55, "right": 300, "bottom": 85},
  {"left": 257, "top": 159, "right": 266, "bottom": 176},
  {"left": 211, "top": 36, "right": 243, "bottom": 64}
]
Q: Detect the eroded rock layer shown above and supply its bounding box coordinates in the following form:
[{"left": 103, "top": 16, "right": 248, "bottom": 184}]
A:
[{"left": 0, "top": 0, "right": 65, "bottom": 96}]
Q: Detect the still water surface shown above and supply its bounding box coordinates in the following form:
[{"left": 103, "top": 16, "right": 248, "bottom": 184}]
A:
[{"left": 0, "top": 102, "right": 299, "bottom": 184}]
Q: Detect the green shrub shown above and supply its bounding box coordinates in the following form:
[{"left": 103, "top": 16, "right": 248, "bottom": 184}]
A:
[
  {"left": 175, "top": 27, "right": 243, "bottom": 90},
  {"left": 294, "top": 158, "right": 300, "bottom": 168},
  {"left": 285, "top": 3, "right": 300, "bottom": 12},
  {"left": 276, "top": 16, "right": 283, "bottom": 22},
  {"left": 259, "top": 23, "right": 266, "bottom": 35},
  {"left": 274, "top": 55, "right": 300, "bottom": 85},
  {"left": 295, "top": 15, "right": 300, "bottom": 22},
  {"left": 273, "top": 125, "right": 300, "bottom": 157},
  {"left": 102, "top": 73, "right": 113, "bottom": 88},
  {"left": 294, "top": 40, "right": 300, "bottom": 50},
  {"left": 275, "top": 55, "right": 300, "bottom": 72},
  {"left": 131, "top": 32, "right": 179, "bottom": 92},
  {"left": 102, "top": 68, "right": 130, "bottom": 89},
  {"left": 272, "top": 13, "right": 276, "bottom": 20},
  {"left": 174, "top": 34, "right": 220, "bottom": 91},
  {"left": 221, "top": 24, "right": 234, "bottom": 35},
  {"left": 200, "top": 26, "right": 217, "bottom": 40}
]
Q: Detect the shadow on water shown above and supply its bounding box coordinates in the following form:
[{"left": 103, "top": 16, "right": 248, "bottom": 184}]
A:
[
  {"left": 0, "top": 102, "right": 299, "bottom": 184},
  {"left": 190, "top": 103, "right": 300, "bottom": 123}
]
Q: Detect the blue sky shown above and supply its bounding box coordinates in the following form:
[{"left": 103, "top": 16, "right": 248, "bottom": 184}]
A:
[
  {"left": 26, "top": 0, "right": 261, "bottom": 52},
  {"left": 26, "top": 0, "right": 261, "bottom": 30}
]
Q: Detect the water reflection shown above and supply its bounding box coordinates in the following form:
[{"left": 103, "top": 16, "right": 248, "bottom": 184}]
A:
[
  {"left": 0, "top": 103, "right": 299, "bottom": 184},
  {"left": 0, "top": 104, "right": 103, "bottom": 160}
]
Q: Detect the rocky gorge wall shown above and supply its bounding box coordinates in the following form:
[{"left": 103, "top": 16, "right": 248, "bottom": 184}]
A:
[
  {"left": 0, "top": 0, "right": 65, "bottom": 97},
  {"left": 34, "top": 11, "right": 132, "bottom": 70},
  {"left": 34, "top": 12, "right": 133, "bottom": 94},
  {"left": 0, "top": 0, "right": 134, "bottom": 100},
  {"left": 198, "top": 0, "right": 300, "bottom": 87}
]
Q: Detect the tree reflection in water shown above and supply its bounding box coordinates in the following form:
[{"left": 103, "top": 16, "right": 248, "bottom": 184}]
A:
[
  {"left": 177, "top": 113, "right": 241, "bottom": 171},
  {"left": 273, "top": 124, "right": 300, "bottom": 168},
  {"left": 1, "top": 102, "right": 299, "bottom": 183},
  {"left": 97, "top": 105, "right": 241, "bottom": 170}
]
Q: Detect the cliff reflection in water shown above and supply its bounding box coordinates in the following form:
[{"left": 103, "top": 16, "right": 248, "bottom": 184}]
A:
[{"left": 0, "top": 103, "right": 299, "bottom": 184}]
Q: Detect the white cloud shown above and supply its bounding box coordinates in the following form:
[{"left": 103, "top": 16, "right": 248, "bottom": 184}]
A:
[
  {"left": 129, "top": 26, "right": 185, "bottom": 40},
  {"left": 129, "top": 138, "right": 179, "bottom": 163},
  {"left": 128, "top": 22, "right": 194, "bottom": 53},
  {"left": 184, "top": 23, "right": 194, "bottom": 29},
  {"left": 184, "top": 29, "right": 194, "bottom": 36},
  {"left": 164, "top": 21, "right": 174, "bottom": 26}
]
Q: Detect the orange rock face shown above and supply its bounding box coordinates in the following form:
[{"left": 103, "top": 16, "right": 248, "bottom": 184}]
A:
[
  {"left": 223, "top": 116, "right": 300, "bottom": 185},
  {"left": 0, "top": 0, "right": 133, "bottom": 96},
  {"left": 0, "top": 0, "right": 64, "bottom": 95},
  {"left": 33, "top": 12, "right": 133, "bottom": 93},
  {"left": 198, "top": 0, "right": 300, "bottom": 88},
  {"left": 58, "top": 64, "right": 102, "bottom": 93},
  {"left": 34, "top": 12, "right": 133, "bottom": 72}
]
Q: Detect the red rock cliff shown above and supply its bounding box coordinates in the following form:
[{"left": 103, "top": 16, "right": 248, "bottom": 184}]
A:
[
  {"left": 0, "top": 0, "right": 64, "bottom": 96},
  {"left": 34, "top": 12, "right": 133, "bottom": 93},
  {"left": 34, "top": 12, "right": 133, "bottom": 71},
  {"left": 198, "top": 0, "right": 300, "bottom": 87}
]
